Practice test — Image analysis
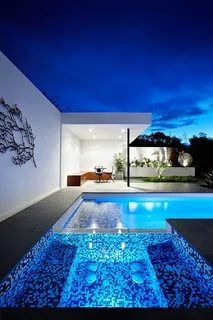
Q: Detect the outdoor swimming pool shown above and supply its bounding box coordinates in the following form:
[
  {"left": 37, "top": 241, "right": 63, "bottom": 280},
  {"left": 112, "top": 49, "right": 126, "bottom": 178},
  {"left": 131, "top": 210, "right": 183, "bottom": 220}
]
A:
[
  {"left": 0, "top": 232, "right": 212, "bottom": 307},
  {"left": 54, "top": 193, "right": 213, "bottom": 231},
  {"left": 0, "top": 193, "right": 212, "bottom": 308}
]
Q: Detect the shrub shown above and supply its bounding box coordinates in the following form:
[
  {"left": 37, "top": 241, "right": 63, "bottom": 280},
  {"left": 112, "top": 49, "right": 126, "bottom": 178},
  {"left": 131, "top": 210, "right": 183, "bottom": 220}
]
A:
[
  {"left": 203, "top": 169, "right": 213, "bottom": 188},
  {"left": 142, "top": 176, "right": 197, "bottom": 183},
  {"left": 149, "top": 159, "right": 172, "bottom": 178},
  {"left": 113, "top": 152, "right": 126, "bottom": 172},
  {"left": 130, "top": 158, "right": 143, "bottom": 167},
  {"left": 142, "top": 157, "right": 153, "bottom": 167}
]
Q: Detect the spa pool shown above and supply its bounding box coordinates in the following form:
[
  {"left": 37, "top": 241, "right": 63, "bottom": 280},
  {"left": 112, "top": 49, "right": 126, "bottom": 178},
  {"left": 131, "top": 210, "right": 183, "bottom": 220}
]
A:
[{"left": 0, "top": 232, "right": 212, "bottom": 308}]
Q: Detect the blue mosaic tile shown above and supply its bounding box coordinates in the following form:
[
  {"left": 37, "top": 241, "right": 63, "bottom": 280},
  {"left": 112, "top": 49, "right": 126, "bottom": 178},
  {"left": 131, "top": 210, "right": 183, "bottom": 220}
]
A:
[
  {"left": 0, "top": 231, "right": 212, "bottom": 308},
  {"left": 148, "top": 240, "right": 213, "bottom": 307},
  {"left": 0, "top": 230, "right": 52, "bottom": 299},
  {"left": 15, "top": 241, "right": 77, "bottom": 307},
  {"left": 59, "top": 233, "right": 168, "bottom": 307},
  {"left": 171, "top": 227, "right": 213, "bottom": 281},
  {"left": 64, "top": 201, "right": 122, "bottom": 229},
  {"left": 0, "top": 239, "right": 77, "bottom": 307},
  {"left": 59, "top": 261, "right": 167, "bottom": 307}
]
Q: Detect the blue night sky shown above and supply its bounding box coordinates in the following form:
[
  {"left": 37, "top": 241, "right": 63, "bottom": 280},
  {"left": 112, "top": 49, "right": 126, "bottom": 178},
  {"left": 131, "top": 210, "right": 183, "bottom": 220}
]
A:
[{"left": 1, "top": 0, "right": 213, "bottom": 139}]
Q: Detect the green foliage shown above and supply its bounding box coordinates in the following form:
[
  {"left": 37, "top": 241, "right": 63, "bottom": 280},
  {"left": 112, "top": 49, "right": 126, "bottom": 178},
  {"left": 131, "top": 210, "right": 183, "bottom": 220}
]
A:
[
  {"left": 130, "top": 158, "right": 145, "bottom": 167},
  {"left": 130, "top": 130, "right": 213, "bottom": 174},
  {"left": 148, "top": 159, "right": 172, "bottom": 178},
  {"left": 131, "top": 131, "right": 182, "bottom": 147},
  {"left": 142, "top": 176, "right": 198, "bottom": 183},
  {"left": 142, "top": 157, "right": 153, "bottom": 167},
  {"left": 113, "top": 152, "right": 126, "bottom": 172},
  {"left": 130, "top": 157, "right": 156, "bottom": 167},
  {"left": 189, "top": 133, "right": 213, "bottom": 174},
  {"left": 130, "top": 157, "right": 172, "bottom": 177},
  {"left": 203, "top": 170, "right": 213, "bottom": 188}
]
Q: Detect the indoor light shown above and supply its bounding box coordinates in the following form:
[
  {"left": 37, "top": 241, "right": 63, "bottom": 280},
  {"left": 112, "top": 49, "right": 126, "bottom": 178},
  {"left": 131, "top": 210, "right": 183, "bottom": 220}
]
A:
[
  {"left": 89, "top": 128, "right": 93, "bottom": 132},
  {"left": 93, "top": 135, "right": 96, "bottom": 139},
  {"left": 118, "top": 135, "right": 122, "bottom": 139},
  {"left": 121, "top": 128, "right": 125, "bottom": 133}
]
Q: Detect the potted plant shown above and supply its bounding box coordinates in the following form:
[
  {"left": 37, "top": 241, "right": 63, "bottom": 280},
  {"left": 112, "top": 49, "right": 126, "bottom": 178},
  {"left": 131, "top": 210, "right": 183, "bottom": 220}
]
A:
[{"left": 113, "top": 152, "right": 126, "bottom": 180}]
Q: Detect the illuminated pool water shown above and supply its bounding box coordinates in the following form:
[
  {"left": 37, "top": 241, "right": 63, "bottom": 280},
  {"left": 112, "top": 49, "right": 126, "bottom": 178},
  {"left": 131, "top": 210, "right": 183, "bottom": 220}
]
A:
[
  {"left": 57, "top": 193, "right": 213, "bottom": 230},
  {"left": 0, "top": 232, "right": 212, "bottom": 308},
  {"left": 0, "top": 193, "right": 212, "bottom": 308}
]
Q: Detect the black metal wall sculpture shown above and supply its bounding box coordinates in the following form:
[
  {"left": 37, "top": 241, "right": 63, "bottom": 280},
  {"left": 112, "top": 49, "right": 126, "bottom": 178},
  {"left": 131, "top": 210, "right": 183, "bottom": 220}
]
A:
[{"left": 0, "top": 98, "right": 37, "bottom": 167}]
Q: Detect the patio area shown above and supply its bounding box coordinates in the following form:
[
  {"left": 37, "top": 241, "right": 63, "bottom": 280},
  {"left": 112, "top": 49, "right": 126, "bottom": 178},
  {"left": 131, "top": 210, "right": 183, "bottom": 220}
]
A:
[{"left": 80, "top": 180, "right": 213, "bottom": 193}]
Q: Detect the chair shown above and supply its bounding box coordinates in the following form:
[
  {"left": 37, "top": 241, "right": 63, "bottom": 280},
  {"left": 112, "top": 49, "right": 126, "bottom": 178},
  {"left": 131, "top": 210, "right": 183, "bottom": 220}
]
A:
[
  {"left": 104, "top": 167, "right": 115, "bottom": 183},
  {"left": 94, "top": 166, "right": 104, "bottom": 183}
]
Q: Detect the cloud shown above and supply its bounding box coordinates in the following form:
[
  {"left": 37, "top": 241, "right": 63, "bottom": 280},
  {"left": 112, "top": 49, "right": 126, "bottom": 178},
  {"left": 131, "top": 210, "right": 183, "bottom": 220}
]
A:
[
  {"left": 1, "top": 1, "right": 213, "bottom": 137},
  {"left": 148, "top": 97, "right": 209, "bottom": 130}
]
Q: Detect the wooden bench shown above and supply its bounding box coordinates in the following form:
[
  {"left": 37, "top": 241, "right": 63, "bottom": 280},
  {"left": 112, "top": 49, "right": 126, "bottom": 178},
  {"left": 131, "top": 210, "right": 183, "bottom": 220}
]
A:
[
  {"left": 67, "top": 172, "right": 89, "bottom": 186},
  {"left": 67, "top": 171, "right": 114, "bottom": 186}
]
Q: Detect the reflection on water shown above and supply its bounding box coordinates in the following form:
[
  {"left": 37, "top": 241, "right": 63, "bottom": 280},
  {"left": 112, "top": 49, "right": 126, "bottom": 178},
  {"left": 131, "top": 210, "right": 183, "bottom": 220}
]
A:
[{"left": 64, "top": 197, "right": 213, "bottom": 230}]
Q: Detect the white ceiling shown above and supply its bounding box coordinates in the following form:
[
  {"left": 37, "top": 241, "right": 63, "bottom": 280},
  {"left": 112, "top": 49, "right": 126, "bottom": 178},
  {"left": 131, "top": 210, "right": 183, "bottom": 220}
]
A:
[
  {"left": 64, "top": 124, "right": 150, "bottom": 142},
  {"left": 61, "top": 112, "right": 151, "bottom": 142}
]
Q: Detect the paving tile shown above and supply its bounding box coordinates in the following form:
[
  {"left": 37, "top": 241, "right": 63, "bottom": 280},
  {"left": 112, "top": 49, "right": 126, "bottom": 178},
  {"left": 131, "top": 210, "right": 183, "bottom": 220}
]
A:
[
  {"left": 0, "top": 230, "right": 43, "bottom": 279},
  {"left": 0, "top": 189, "right": 81, "bottom": 279},
  {"left": 167, "top": 219, "right": 213, "bottom": 263}
]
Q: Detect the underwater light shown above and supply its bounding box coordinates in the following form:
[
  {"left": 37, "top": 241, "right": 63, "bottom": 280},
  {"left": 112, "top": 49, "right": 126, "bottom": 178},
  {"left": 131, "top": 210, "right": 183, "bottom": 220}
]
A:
[
  {"left": 143, "top": 202, "right": 154, "bottom": 211},
  {"left": 88, "top": 242, "right": 93, "bottom": 249},
  {"left": 121, "top": 242, "right": 126, "bottom": 250}
]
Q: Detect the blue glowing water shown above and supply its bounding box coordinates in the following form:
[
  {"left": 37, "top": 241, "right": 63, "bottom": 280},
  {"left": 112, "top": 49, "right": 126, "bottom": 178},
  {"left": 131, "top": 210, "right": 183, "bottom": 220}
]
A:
[
  {"left": 0, "top": 232, "right": 212, "bottom": 308},
  {"left": 64, "top": 195, "right": 213, "bottom": 229}
]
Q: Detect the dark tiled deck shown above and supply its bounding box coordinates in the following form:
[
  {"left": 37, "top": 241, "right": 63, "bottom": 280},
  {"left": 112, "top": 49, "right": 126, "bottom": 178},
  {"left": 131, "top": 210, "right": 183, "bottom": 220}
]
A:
[
  {"left": 0, "top": 188, "right": 81, "bottom": 280},
  {"left": 167, "top": 219, "right": 213, "bottom": 265}
]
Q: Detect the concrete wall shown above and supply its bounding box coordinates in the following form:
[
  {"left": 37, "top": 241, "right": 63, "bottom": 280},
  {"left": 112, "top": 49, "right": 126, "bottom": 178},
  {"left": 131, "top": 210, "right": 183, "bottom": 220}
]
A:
[
  {"left": 61, "top": 125, "right": 80, "bottom": 188},
  {"left": 0, "top": 52, "right": 61, "bottom": 221},
  {"left": 130, "top": 147, "right": 169, "bottom": 162},
  {"left": 80, "top": 140, "right": 125, "bottom": 172},
  {"left": 130, "top": 167, "right": 195, "bottom": 177}
]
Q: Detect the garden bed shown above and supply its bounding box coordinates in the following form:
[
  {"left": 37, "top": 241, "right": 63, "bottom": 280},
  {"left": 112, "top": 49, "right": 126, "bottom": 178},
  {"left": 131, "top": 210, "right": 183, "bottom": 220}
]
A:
[{"left": 133, "top": 176, "right": 200, "bottom": 183}]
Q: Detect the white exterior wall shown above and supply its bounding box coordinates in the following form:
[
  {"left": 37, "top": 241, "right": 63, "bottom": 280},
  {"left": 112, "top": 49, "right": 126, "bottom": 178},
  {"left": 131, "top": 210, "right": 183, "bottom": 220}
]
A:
[
  {"left": 129, "top": 167, "right": 195, "bottom": 177},
  {"left": 0, "top": 52, "right": 61, "bottom": 221},
  {"left": 60, "top": 125, "right": 80, "bottom": 188},
  {"left": 80, "top": 140, "right": 125, "bottom": 171},
  {"left": 130, "top": 147, "right": 168, "bottom": 162}
]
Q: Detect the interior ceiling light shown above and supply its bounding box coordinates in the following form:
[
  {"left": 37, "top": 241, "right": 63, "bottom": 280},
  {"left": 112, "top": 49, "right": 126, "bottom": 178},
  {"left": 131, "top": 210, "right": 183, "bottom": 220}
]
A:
[
  {"left": 121, "top": 128, "right": 125, "bottom": 133},
  {"left": 118, "top": 135, "right": 122, "bottom": 139},
  {"left": 89, "top": 128, "right": 93, "bottom": 132}
]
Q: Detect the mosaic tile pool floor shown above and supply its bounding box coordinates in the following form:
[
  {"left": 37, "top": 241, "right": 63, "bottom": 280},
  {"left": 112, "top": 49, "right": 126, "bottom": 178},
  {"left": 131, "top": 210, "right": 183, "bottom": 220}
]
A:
[
  {"left": 0, "top": 233, "right": 212, "bottom": 308},
  {"left": 62, "top": 196, "right": 213, "bottom": 230}
]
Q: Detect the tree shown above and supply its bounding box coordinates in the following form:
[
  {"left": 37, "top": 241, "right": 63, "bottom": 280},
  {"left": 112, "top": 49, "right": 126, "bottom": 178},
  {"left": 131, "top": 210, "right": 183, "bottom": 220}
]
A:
[
  {"left": 131, "top": 132, "right": 182, "bottom": 147},
  {"left": 189, "top": 133, "right": 213, "bottom": 174}
]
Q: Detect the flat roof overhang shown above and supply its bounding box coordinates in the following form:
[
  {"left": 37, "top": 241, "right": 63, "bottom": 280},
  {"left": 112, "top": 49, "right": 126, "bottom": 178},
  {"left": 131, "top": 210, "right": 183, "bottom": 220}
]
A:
[{"left": 61, "top": 112, "right": 151, "bottom": 143}]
